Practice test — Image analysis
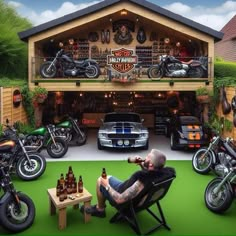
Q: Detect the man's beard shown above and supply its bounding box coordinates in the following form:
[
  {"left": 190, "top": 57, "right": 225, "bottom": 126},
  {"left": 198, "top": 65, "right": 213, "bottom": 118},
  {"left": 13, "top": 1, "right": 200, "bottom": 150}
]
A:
[{"left": 143, "top": 161, "right": 149, "bottom": 168}]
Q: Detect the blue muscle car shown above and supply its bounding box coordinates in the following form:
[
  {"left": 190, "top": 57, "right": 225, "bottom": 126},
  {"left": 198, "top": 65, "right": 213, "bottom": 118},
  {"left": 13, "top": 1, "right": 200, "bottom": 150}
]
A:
[{"left": 97, "top": 112, "right": 149, "bottom": 150}]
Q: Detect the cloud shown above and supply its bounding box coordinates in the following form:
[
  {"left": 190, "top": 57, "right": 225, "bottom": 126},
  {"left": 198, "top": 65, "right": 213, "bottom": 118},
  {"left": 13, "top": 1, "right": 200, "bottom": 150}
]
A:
[
  {"left": 8, "top": 1, "right": 103, "bottom": 26},
  {"left": 7, "top": 1, "right": 23, "bottom": 8},
  {"left": 163, "top": 1, "right": 236, "bottom": 30},
  {"left": 7, "top": 0, "right": 236, "bottom": 31}
]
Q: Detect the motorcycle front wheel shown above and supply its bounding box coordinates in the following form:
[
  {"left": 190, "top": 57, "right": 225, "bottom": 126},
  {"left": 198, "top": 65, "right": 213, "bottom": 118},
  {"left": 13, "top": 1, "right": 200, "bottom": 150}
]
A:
[
  {"left": 192, "top": 147, "right": 213, "bottom": 174},
  {"left": 16, "top": 153, "right": 46, "bottom": 181},
  {"left": 0, "top": 192, "right": 35, "bottom": 233},
  {"left": 47, "top": 137, "right": 68, "bottom": 158},
  {"left": 40, "top": 62, "right": 57, "bottom": 78},
  {"left": 85, "top": 64, "right": 100, "bottom": 78},
  {"left": 205, "top": 178, "right": 233, "bottom": 213},
  {"left": 147, "top": 65, "right": 163, "bottom": 79},
  {"left": 75, "top": 131, "right": 87, "bottom": 146},
  {"left": 188, "top": 67, "right": 204, "bottom": 78}
]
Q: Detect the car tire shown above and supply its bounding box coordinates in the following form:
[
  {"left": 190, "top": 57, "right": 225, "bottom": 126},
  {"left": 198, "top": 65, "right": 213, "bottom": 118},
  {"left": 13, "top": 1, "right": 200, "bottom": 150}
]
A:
[
  {"left": 170, "top": 133, "right": 178, "bottom": 150},
  {"left": 97, "top": 139, "right": 103, "bottom": 150}
]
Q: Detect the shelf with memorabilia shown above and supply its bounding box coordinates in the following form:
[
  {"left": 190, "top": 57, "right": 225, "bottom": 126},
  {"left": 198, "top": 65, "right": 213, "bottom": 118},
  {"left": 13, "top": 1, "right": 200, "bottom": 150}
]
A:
[
  {"left": 91, "top": 46, "right": 111, "bottom": 67},
  {"left": 64, "top": 39, "right": 89, "bottom": 60},
  {"left": 135, "top": 46, "right": 152, "bottom": 67}
]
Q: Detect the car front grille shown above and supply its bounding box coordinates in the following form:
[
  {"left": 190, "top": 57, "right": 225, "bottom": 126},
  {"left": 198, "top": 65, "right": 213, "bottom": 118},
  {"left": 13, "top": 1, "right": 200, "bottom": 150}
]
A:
[{"left": 108, "top": 134, "right": 139, "bottom": 139}]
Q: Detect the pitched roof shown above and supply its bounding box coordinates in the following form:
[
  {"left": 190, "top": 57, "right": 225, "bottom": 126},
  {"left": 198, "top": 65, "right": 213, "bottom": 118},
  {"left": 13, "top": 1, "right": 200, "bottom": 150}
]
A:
[
  {"left": 220, "top": 15, "right": 236, "bottom": 41},
  {"left": 18, "top": 0, "right": 223, "bottom": 42}
]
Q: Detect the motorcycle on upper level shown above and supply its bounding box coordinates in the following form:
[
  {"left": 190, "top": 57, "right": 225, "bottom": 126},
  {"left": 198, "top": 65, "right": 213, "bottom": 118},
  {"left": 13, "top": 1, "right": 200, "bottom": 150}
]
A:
[
  {"left": 40, "top": 48, "right": 100, "bottom": 79},
  {"left": 147, "top": 55, "right": 207, "bottom": 79}
]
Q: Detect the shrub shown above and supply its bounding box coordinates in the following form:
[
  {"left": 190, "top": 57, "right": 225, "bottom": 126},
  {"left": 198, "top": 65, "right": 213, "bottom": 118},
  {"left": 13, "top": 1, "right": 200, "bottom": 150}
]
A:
[{"left": 214, "top": 61, "right": 236, "bottom": 79}]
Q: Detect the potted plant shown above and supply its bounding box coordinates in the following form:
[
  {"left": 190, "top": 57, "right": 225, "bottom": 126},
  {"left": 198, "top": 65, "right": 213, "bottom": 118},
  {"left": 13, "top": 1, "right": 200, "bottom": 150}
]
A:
[
  {"left": 31, "top": 86, "right": 48, "bottom": 107},
  {"left": 196, "top": 87, "right": 212, "bottom": 103}
]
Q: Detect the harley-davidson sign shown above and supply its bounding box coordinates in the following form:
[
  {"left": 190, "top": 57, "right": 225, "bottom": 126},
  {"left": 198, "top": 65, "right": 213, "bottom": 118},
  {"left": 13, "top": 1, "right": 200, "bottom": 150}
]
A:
[{"left": 107, "top": 48, "right": 137, "bottom": 74}]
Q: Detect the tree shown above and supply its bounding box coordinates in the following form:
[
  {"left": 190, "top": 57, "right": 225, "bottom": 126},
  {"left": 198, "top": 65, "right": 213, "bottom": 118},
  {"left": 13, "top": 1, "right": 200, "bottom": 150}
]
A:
[{"left": 0, "top": 0, "right": 32, "bottom": 79}]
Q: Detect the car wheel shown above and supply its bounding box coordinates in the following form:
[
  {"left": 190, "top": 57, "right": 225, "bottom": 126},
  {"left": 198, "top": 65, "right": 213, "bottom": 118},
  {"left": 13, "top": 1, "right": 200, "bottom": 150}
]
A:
[
  {"left": 97, "top": 139, "right": 103, "bottom": 150},
  {"left": 170, "top": 133, "right": 178, "bottom": 150}
]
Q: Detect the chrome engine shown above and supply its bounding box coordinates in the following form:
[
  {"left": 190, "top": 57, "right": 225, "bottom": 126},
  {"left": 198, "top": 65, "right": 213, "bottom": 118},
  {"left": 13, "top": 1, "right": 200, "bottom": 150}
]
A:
[
  {"left": 167, "top": 63, "right": 188, "bottom": 77},
  {"left": 214, "top": 152, "right": 233, "bottom": 177}
]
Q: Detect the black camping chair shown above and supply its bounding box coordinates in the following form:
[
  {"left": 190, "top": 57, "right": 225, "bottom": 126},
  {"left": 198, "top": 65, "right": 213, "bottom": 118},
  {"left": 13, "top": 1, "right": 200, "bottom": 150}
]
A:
[{"left": 109, "top": 167, "right": 176, "bottom": 235}]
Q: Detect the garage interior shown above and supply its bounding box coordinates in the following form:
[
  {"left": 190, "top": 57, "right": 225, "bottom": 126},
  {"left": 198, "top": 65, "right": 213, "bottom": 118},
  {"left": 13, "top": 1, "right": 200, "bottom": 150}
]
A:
[{"left": 42, "top": 90, "right": 201, "bottom": 134}]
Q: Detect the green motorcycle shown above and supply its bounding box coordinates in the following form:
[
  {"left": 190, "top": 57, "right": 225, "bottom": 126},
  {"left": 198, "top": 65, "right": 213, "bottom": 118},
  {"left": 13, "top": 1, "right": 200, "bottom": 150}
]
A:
[
  {"left": 23, "top": 124, "right": 68, "bottom": 158},
  {"left": 55, "top": 116, "right": 87, "bottom": 146}
]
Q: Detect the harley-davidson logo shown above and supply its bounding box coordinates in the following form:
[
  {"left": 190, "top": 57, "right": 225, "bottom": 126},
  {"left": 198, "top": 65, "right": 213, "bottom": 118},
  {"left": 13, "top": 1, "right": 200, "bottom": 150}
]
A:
[{"left": 107, "top": 48, "right": 137, "bottom": 74}]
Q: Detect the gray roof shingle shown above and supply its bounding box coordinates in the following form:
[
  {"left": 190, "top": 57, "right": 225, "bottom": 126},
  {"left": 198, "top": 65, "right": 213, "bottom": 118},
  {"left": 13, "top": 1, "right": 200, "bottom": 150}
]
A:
[{"left": 18, "top": 0, "right": 223, "bottom": 42}]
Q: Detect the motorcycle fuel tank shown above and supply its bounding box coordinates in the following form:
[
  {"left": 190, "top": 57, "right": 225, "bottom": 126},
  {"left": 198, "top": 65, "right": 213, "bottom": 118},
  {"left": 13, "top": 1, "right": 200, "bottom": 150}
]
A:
[
  {"left": 30, "top": 127, "right": 47, "bottom": 135},
  {"left": 57, "top": 121, "right": 71, "bottom": 128},
  {"left": 0, "top": 140, "right": 15, "bottom": 152}
]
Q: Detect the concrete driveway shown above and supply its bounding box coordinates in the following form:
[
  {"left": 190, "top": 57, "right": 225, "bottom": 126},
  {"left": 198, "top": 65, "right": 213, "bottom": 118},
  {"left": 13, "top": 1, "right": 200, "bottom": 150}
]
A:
[{"left": 44, "top": 129, "right": 193, "bottom": 162}]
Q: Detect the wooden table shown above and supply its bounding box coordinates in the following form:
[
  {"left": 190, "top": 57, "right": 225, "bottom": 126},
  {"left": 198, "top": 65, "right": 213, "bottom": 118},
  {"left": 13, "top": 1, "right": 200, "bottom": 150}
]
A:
[{"left": 47, "top": 187, "right": 92, "bottom": 230}]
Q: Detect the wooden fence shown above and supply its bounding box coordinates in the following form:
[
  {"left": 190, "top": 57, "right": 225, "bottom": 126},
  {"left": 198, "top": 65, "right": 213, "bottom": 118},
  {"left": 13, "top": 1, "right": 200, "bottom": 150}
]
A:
[{"left": 0, "top": 87, "right": 28, "bottom": 125}]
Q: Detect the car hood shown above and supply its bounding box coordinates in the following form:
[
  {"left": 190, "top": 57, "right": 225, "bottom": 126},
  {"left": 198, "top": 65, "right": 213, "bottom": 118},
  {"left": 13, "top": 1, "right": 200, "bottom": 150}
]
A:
[{"left": 100, "top": 122, "right": 148, "bottom": 133}]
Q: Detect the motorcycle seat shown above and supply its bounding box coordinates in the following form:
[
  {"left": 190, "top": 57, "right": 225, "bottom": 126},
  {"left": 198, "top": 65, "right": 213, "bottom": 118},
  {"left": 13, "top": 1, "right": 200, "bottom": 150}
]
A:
[
  {"left": 181, "top": 59, "right": 194, "bottom": 65},
  {"left": 74, "top": 60, "right": 85, "bottom": 65}
]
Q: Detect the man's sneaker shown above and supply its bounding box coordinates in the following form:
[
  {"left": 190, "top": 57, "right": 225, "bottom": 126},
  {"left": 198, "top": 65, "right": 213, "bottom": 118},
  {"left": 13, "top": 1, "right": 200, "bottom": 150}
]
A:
[{"left": 80, "top": 205, "right": 106, "bottom": 218}]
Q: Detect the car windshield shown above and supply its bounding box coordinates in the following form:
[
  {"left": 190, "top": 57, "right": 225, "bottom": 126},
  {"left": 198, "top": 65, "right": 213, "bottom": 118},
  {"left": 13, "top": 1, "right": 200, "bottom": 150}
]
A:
[
  {"left": 104, "top": 113, "right": 141, "bottom": 123},
  {"left": 179, "top": 116, "right": 201, "bottom": 125}
]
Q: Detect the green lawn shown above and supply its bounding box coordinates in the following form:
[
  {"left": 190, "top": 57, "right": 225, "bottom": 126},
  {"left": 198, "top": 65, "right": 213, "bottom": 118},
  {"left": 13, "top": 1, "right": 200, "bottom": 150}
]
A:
[{"left": 2, "top": 160, "right": 236, "bottom": 235}]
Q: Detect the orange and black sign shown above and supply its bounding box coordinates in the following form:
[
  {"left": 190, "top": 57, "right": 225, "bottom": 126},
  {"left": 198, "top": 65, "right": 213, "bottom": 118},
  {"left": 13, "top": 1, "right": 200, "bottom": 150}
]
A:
[
  {"left": 13, "top": 89, "right": 22, "bottom": 108},
  {"left": 107, "top": 48, "right": 137, "bottom": 74}
]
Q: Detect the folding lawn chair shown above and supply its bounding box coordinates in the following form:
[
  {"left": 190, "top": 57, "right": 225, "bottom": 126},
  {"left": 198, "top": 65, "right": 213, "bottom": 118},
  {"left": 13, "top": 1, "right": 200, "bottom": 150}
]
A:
[{"left": 109, "top": 167, "right": 176, "bottom": 235}]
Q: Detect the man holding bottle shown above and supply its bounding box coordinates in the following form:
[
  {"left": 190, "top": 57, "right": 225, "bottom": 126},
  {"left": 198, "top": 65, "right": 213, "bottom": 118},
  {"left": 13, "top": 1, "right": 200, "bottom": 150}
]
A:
[{"left": 80, "top": 149, "right": 167, "bottom": 218}]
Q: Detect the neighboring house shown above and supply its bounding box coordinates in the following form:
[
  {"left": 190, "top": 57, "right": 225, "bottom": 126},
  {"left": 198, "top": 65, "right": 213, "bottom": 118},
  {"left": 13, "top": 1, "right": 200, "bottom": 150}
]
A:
[{"left": 215, "top": 15, "right": 236, "bottom": 62}]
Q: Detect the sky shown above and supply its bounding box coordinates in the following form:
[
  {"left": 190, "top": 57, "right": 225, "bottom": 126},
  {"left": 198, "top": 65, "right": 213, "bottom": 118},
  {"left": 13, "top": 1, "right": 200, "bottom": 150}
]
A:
[{"left": 5, "top": 0, "right": 236, "bottom": 31}]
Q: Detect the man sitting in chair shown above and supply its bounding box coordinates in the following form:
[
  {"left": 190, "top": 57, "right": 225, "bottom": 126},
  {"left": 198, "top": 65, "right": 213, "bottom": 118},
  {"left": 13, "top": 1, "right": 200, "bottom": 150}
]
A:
[{"left": 80, "top": 149, "right": 167, "bottom": 218}]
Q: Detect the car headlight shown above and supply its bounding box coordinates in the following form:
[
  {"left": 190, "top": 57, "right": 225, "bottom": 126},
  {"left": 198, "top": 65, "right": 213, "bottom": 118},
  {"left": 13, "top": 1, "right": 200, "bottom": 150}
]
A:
[
  {"left": 98, "top": 133, "right": 107, "bottom": 139},
  {"left": 140, "top": 133, "right": 148, "bottom": 138}
]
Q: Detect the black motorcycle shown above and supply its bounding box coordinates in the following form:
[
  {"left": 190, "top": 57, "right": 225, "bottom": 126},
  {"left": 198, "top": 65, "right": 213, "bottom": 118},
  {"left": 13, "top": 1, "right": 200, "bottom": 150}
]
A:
[
  {"left": 0, "top": 121, "right": 46, "bottom": 181},
  {"left": 55, "top": 116, "right": 87, "bottom": 146},
  {"left": 205, "top": 165, "right": 236, "bottom": 213},
  {"left": 23, "top": 124, "right": 68, "bottom": 159},
  {"left": 40, "top": 48, "right": 100, "bottom": 78},
  {"left": 192, "top": 133, "right": 236, "bottom": 176},
  {"left": 147, "top": 55, "right": 207, "bottom": 79},
  {"left": 0, "top": 162, "right": 35, "bottom": 232}
]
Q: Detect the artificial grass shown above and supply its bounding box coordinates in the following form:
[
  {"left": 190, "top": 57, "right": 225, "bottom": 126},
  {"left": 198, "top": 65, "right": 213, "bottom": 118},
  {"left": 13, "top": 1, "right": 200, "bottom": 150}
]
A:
[{"left": 1, "top": 160, "right": 236, "bottom": 235}]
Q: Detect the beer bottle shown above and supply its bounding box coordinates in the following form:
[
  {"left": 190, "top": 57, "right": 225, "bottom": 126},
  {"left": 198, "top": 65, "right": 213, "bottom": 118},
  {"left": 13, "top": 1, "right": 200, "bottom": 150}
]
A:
[
  {"left": 78, "top": 175, "right": 83, "bottom": 193},
  {"left": 59, "top": 173, "right": 65, "bottom": 187},
  {"left": 56, "top": 179, "right": 61, "bottom": 197},
  {"left": 72, "top": 177, "right": 77, "bottom": 193},
  {"left": 101, "top": 168, "right": 107, "bottom": 179},
  {"left": 127, "top": 156, "right": 144, "bottom": 164},
  {"left": 59, "top": 185, "right": 64, "bottom": 202},
  {"left": 68, "top": 166, "right": 74, "bottom": 181},
  {"left": 64, "top": 187, "right": 68, "bottom": 200}
]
